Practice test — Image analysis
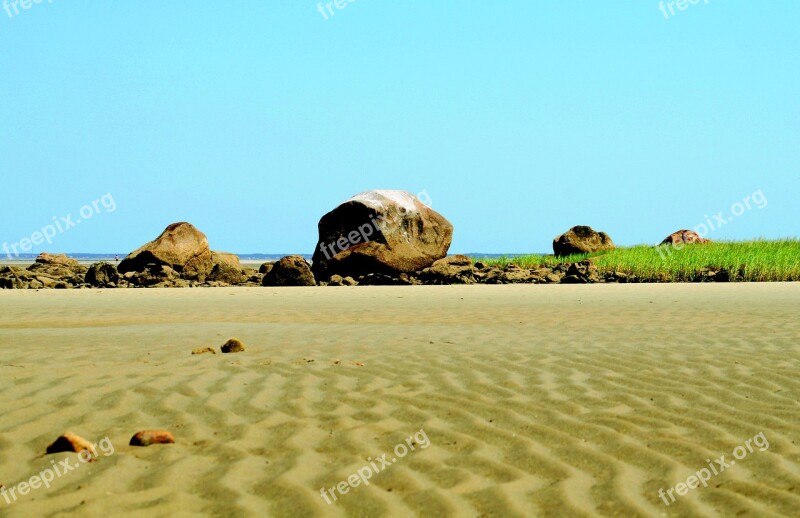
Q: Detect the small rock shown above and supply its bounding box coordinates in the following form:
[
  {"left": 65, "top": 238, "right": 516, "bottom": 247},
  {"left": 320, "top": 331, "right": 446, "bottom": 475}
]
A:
[
  {"left": 221, "top": 338, "right": 246, "bottom": 353},
  {"left": 46, "top": 432, "right": 96, "bottom": 455},
  {"left": 129, "top": 430, "right": 175, "bottom": 447},
  {"left": 192, "top": 347, "right": 216, "bottom": 355}
]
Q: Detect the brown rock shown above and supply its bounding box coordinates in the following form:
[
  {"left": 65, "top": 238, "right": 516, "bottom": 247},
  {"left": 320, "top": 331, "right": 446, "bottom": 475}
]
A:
[
  {"left": 660, "top": 229, "right": 710, "bottom": 246},
  {"left": 35, "top": 252, "right": 80, "bottom": 268},
  {"left": 262, "top": 256, "right": 315, "bottom": 287},
  {"left": 118, "top": 222, "right": 213, "bottom": 281},
  {"left": 327, "top": 275, "right": 358, "bottom": 286},
  {"left": 85, "top": 262, "right": 119, "bottom": 287},
  {"left": 129, "top": 430, "right": 175, "bottom": 447},
  {"left": 46, "top": 432, "right": 96, "bottom": 455},
  {"left": 221, "top": 338, "right": 246, "bottom": 353},
  {"left": 419, "top": 255, "right": 475, "bottom": 284},
  {"left": 553, "top": 226, "right": 615, "bottom": 256},
  {"left": 208, "top": 251, "right": 246, "bottom": 285},
  {"left": 26, "top": 253, "right": 87, "bottom": 286},
  {"left": 311, "top": 190, "right": 453, "bottom": 279},
  {"left": 564, "top": 259, "right": 600, "bottom": 283},
  {"left": 192, "top": 346, "right": 216, "bottom": 355}
]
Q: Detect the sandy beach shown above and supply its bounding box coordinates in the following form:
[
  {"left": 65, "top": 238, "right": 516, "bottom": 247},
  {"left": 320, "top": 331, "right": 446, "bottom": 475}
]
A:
[{"left": 1, "top": 284, "right": 799, "bottom": 517}]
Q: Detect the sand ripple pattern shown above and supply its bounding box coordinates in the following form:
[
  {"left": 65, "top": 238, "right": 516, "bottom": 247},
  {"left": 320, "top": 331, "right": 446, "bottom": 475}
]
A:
[{"left": 0, "top": 284, "right": 799, "bottom": 517}]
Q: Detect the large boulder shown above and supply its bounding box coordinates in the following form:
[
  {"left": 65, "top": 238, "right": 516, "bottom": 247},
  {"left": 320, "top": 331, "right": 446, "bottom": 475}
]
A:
[
  {"left": 208, "top": 251, "right": 246, "bottom": 285},
  {"left": 311, "top": 190, "right": 453, "bottom": 279},
  {"left": 118, "top": 222, "right": 213, "bottom": 281},
  {"left": 660, "top": 230, "right": 710, "bottom": 246},
  {"left": 553, "top": 226, "right": 615, "bottom": 257},
  {"left": 262, "top": 255, "right": 316, "bottom": 287}
]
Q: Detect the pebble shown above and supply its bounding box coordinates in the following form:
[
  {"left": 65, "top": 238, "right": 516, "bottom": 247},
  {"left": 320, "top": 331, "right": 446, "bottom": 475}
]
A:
[
  {"left": 129, "top": 430, "right": 175, "bottom": 447},
  {"left": 221, "top": 338, "right": 246, "bottom": 353},
  {"left": 46, "top": 432, "right": 95, "bottom": 455}
]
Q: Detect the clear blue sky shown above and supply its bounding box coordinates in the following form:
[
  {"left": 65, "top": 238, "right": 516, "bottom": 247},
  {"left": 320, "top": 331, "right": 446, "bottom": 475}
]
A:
[{"left": 1, "top": 1, "right": 797, "bottom": 255}]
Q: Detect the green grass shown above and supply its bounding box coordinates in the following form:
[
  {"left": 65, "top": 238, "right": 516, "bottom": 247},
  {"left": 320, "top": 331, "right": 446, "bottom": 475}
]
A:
[{"left": 473, "top": 239, "right": 800, "bottom": 282}]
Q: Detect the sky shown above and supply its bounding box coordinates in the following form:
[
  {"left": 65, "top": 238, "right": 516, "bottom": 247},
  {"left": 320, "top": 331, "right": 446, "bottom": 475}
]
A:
[{"left": 1, "top": 1, "right": 798, "bottom": 255}]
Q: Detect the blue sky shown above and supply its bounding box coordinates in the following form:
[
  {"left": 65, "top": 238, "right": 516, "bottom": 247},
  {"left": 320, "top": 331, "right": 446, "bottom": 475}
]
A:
[{"left": 1, "top": 1, "right": 797, "bottom": 255}]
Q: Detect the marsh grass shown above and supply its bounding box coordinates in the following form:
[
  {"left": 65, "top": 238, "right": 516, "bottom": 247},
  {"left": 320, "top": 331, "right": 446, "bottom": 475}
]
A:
[{"left": 474, "top": 240, "right": 800, "bottom": 282}]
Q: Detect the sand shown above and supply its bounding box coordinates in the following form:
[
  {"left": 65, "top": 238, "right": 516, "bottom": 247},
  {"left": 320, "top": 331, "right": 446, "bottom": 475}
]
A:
[{"left": 0, "top": 284, "right": 798, "bottom": 517}]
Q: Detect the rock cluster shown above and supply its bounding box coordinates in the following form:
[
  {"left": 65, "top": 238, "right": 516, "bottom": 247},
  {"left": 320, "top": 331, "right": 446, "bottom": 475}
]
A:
[
  {"left": 0, "top": 253, "right": 87, "bottom": 289},
  {"left": 1, "top": 196, "right": 729, "bottom": 289}
]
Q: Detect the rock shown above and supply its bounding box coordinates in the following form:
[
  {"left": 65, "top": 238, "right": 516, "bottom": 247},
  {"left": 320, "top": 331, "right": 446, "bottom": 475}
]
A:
[
  {"left": 129, "top": 430, "right": 175, "bottom": 447},
  {"left": 356, "top": 272, "right": 416, "bottom": 285},
  {"left": 553, "top": 226, "right": 615, "bottom": 257},
  {"left": 660, "top": 230, "right": 710, "bottom": 246},
  {"left": 311, "top": 190, "right": 453, "bottom": 279},
  {"left": 27, "top": 253, "right": 86, "bottom": 285},
  {"left": 192, "top": 346, "right": 216, "bottom": 355},
  {"left": 566, "top": 259, "right": 599, "bottom": 283},
  {"left": 118, "top": 222, "right": 213, "bottom": 281},
  {"left": 35, "top": 252, "right": 80, "bottom": 268},
  {"left": 128, "top": 263, "right": 180, "bottom": 287},
  {"left": 545, "top": 272, "right": 564, "bottom": 283},
  {"left": 604, "top": 270, "right": 629, "bottom": 283},
  {"left": 85, "top": 262, "right": 119, "bottom": 287},
  {"left": 0, "top": 267, "right": 32, "bottom": 289},
  {"left": 221, "top": 338, "right": 246, "bottom": 353},
  {"left": 262, "top": 255, "right": 316, "bottom": 287},
  {"left": 259, "top": 262, "right": 275, "bottom": 274},
  {"left": 419, "top": 255, "right": 475, "bottom": 284},
  {"left": 327, "top": 275, "right": 358, "bottom": 286},
  {"left": 208, "top": 251, "right": 246, "bottom": 285},
  {"left": 46, "top": 432, "right": 95, "bottom": 455},
  {"left": 502, "top": 269, "right": 539, "bottom": 283},
  {"left": 1, "top": 255, "right": 87, "bottom": 289}
]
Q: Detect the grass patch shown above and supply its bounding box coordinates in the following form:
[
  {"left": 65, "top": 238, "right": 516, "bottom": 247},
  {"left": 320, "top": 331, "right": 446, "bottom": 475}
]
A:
[{"left": 473, "top": 239, "right": 800, "bottom": 282}]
